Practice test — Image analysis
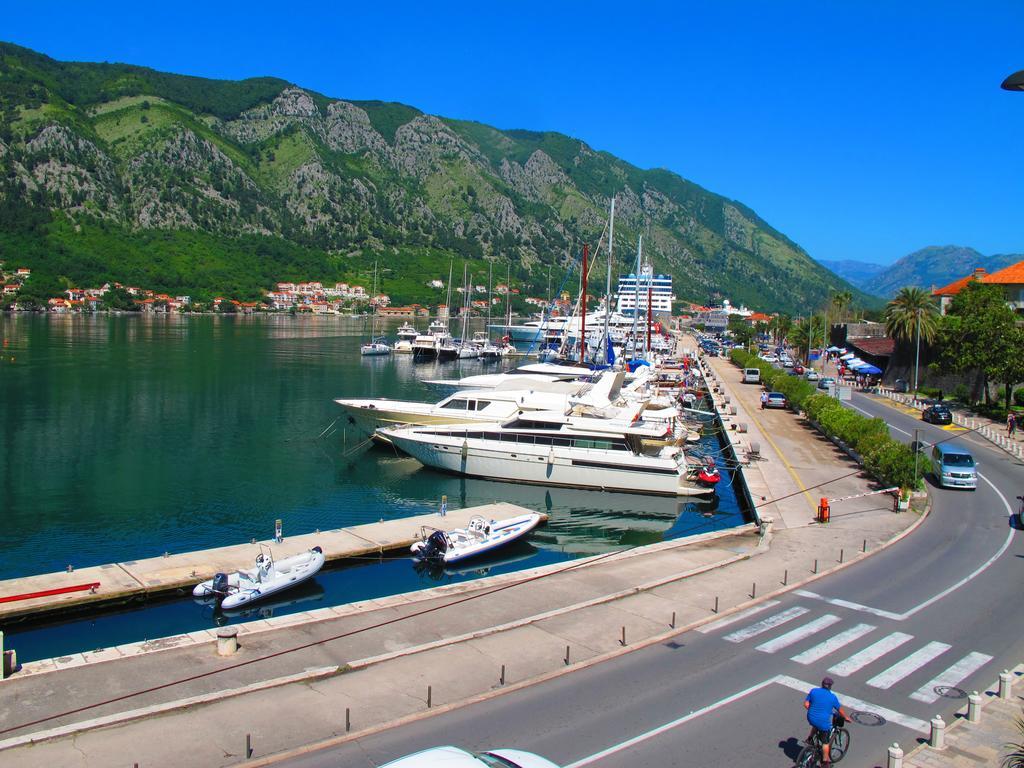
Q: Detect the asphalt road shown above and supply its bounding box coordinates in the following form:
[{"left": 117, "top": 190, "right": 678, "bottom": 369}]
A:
[{"left": 279, "top": 390, "right": 1024, "bottom": 768}]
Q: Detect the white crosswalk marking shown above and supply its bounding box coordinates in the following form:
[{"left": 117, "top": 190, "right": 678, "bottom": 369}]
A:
[
  {"left": 829, "top": 632, "right": 914, "bottom": 677},
  {"left": 755, "top": 615, "right": 841, "bottom": 653},
  {"left": 867, "top": 641, "right": 952, "bottom": 689},
  {"left": 791, "top": 623, "right": 876, "bottom": 665},
  {"left": 723, "top": 607, "right": 809, "bottom": 643},
  {"left": 909, "top": 652, "right": 994, "bottom": 703},
  {"left": 697, "top": 600, "right": 781, "bottom": 634}
]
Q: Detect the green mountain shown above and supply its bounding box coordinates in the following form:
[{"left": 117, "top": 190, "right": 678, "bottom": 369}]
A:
[
  {"left": 864, "top": 246, "right": 1022, "bottom": 298},
  {"left": 0, "top": 42, "right": 870, "bottom": 312}
]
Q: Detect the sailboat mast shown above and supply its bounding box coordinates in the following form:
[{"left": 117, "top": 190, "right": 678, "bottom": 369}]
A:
[
  {"left": 487, "top": 261, "right": 492, "bottom": 333},
  {"left": 604, "top": 197, "right": 615, "bottom": 364},
  {"left": 445, "top": 261, "right": 454, "bottom": 329},
  {"left": 580, "top": 243, "right": 589, "bottom": 362},
  {"left": 460, "top": 263, "right": 470, "bottom": 341},
  {"left": 631, "top": 236, "right": 642, "bottom": 359}
]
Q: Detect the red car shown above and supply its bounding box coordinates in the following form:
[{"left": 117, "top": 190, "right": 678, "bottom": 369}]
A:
[{"left": 792, "top": 365, "right": 804, "bottom": 375}]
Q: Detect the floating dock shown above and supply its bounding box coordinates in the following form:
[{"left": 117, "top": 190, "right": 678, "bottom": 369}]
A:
[{"left": 0, "top": 503, "right": 545, "bottom": 622}]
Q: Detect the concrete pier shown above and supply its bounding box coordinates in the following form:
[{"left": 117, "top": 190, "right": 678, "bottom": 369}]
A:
[{"left": 0, "top": 503, "right": 544, "bottom": 621}]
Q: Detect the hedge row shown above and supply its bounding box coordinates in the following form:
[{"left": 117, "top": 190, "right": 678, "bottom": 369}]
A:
[
  {"left": 728, "top": 348, "right": 923, "bottom": 492},
  {"left": 728, "top": 349, "right": 817, "bottom": 410}
]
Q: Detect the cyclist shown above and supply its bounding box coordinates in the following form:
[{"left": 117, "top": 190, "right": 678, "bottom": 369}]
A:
[{"left": 804, "top": 676, "right": 851, "bottom": 766}]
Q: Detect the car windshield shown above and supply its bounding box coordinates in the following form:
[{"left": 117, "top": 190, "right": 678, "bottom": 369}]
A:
[
  {"left": 943, "top": 453, "right": 975, "bottom": 467},
  {"left": 478, "top": 754, "right": 523, "bottom": 767}
]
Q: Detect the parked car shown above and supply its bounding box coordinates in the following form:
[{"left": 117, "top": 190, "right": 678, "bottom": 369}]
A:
[
  {"left": 804, "top": 370, "right": 820, "bottom": 381},
  {"left": 893, "top": 379, "right": 910, "bottom": 393},
  {"left": 764, "top": 392, "right": 789, "bottom": 409},
  {"left": 782, "top": 359, "right": 794, "bottom": 368},
  {"left": 742, "top": 368, "right": 762, "bottom": 384},
  {"left": 818, "top": 376, "right": 835, "bottom": 390},
  {"left": 380, "top": 746, "right": 561, "bottom": 768},
  {"left": 792, "top": 365, "right": 805, "bottom": 375},
  {"left": 922, "top": 404, "right": 953, "bottom": 425}
]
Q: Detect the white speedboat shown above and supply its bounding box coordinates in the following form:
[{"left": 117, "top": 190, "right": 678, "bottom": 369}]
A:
[
  {"left": 380, "top": 405, "right": 715, "bottom": 496},
  {"left": 192, "top": 546, "right": 325, "bottom": 610},
  {"left": 411, "top": 512, "right": 544, "bottom": 564}
]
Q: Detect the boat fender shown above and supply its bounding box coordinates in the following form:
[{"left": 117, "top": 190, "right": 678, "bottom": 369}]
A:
[
  {"left": 461, "top": 439, "right": 469, "bottom": 460},
  {"left": 547, "top": 446, "right": 555, "bottom": 464}
]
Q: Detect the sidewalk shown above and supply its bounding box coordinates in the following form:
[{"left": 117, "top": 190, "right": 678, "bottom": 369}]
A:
[
  {"left": 903, "top": 668, "right": 1024, "bottom": 768},
  {"left": 0, "top": 348, "right": 921, "bottom": 768}
]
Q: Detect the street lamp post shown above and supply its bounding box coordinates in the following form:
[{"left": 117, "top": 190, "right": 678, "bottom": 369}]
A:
[{"left": 913, "top": 308, "right": 921, "bottom": 398}]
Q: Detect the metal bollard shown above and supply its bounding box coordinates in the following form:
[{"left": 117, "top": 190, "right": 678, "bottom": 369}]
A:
[
  {"left": 967, "top": 691, "right": 982, "bottom": 722},
  {"left": 929, "top": 715, "right": 945, "bottom": 749},
  {"left": 1000, "top": 670, "right": 1012, "bottom": 699},
  {"left": 887, "top": 742, "right": 903, "bottom": 768},
  {"left": 246, "top": 733, "right": 253, "bottom": 759},
  {"left": 216, "top": 627, "right": 239, "bottom": 657}
]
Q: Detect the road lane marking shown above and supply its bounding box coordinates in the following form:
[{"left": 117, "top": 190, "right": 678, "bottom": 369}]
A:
[
  {"left": 793, "top": 590, "right": 903, "bottom": 620},
  {"left": 755, "top": 615, "right": 840, "bottom": 653},
  {"left": 866, "top": 641, "right": 951, "bottom": 689},
  {"left": 723, "top": 607, "right": 809, "bottom": 643},
  {"left": 696, "top": 600, "right": 780, "bottom": 634},
  {"left": 562, "top": 678, "right": 778, "bottom": 767},
  {"left": 829, "top": 632, "right": 914, "bottom": 677},
  {"left": 791, "top": 623, "right": 876, "bottom": 665},
  {"left": 774, "top": 675, "right": 929, "bottom": 732},
  {"left": 563, "top": 674, "right": 928, "bottom": 766},
  {"left": 909, "top": 652, "right": 994, "bottom": 703}
]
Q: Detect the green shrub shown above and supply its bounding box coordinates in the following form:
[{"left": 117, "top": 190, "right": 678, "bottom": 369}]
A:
[
  {"left": 919, "top": 386, "right": 942, "bottom": 399},
  {"left": 1014, "top": 387, "right": 1024, "bottom": 407},
  {"left": 953, "top": 384, "right": 970, "bottom": 404},
  {"left": 861, "top": 438, "right": 923, "bottom": 491}
]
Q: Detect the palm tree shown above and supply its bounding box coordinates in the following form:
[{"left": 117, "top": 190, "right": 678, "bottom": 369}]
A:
[
  {"left": 831, "top": 290, "right": 853, "bottom": 323},
  {"left": 1003, "top": 715, "right": 1024, "bottom": 768},
  {"left": 884, "top": 287, "right": 939, "bottom": 344}
]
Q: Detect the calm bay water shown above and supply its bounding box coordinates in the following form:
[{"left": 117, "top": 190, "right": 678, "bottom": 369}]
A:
[{"left": 1, "top": 314, "right": 748, "bottom": 660}]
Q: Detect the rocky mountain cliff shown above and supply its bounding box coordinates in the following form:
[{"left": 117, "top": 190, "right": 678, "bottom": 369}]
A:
[{"left": 0, "top": 42, "right": 869, "bottom": 311}]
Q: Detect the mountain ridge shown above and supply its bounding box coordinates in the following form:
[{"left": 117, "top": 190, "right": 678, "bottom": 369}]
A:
[
  {"left": 0, "top": 41, "right": 872, "bottom": 312},
  {"left": 862, "top": 246, "right": 1022, "bottom": 297}
]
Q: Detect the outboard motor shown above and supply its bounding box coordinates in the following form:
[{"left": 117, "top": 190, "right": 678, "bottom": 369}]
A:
[
  {"left": 419, "top": 530, "right": 449, "bottom": 562},
  {"left": 212, "top": 572, "right": 229, "bottom": 595}
]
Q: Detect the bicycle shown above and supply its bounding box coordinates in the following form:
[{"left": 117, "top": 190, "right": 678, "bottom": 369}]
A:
[
  {"left": 796, "top": 714, "right": 851, "bottom": 766},
  {"left": 1017, "top": 495, "right": 1023, "bottom": 528}
]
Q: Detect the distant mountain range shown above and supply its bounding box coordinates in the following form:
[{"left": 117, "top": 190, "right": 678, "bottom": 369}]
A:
[
  {"left": 0, "top": 41, "right": 871, "bottom": 312},
  {"left": 819, "top": 246, "right": 1023, "bottom": 298}
]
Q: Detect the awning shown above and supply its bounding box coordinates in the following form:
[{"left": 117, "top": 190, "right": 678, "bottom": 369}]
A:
[
  {"left": 858, "top": 364, "right": 883, "bottom": 374},
  {"left": 826, "top": 345, "right": 843, "bottom": 352},
  {"left": 839, "top": 352, "right": 856, "bottom": 360}
]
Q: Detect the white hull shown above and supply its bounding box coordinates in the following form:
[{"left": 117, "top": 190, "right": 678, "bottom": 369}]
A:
[
  {"left": 411, "top": 513, "right": 543, "bottom": 564},
  {"left": 192, "top": 547, "right": 326, "bottom": 610},
  {"left": 387, "top": 431, "right": 712, "bottom": 496}
]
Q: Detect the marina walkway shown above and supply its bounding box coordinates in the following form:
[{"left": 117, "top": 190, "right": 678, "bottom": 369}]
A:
[{"left": 0, "top": 346, "right": 920, "bottom": 768}]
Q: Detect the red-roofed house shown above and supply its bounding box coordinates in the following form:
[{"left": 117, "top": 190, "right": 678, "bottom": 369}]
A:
[
  {"left": 981, "top": 260, "right": 1024, "bottom": 314},
  {"left": 932, "top": 267, "right": 988, "bottom": 315},
  {"left": 746, "top": 312, "right": 772, "bottom": 325}
]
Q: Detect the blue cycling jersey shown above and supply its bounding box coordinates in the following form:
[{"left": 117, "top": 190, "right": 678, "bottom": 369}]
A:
[{"left": 806, "top": 687, "right": 840, "bottom": 731}]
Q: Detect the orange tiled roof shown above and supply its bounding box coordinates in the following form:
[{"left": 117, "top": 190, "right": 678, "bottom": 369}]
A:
[
  {"left": 933, "top": 268, "right": 987, "bottom": 296},
  {"left": 981, "top": 260, "right": 1024, "bottom": 285},
  {"left": 747, "top": 312, "right": 772, "bottom": 322}
]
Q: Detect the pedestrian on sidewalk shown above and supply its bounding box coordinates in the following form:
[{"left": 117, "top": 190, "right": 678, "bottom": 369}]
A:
[
  {"left": 760, "top": 390, "right": 769, "bottom": 410},
  {"left": 1009, "top": 411, "right": 1017, "bottom": 437}
]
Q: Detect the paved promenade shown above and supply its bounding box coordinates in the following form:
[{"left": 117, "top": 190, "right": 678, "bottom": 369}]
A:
[{"left": 0, "top": 346, "right": 922, "bottom": 767}]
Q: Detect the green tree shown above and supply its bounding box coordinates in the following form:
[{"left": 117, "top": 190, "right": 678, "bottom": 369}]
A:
[
  {"left": 937, "top": 283, "right": 1022, "bottom": 407},
  {"left": 101, "top": 286, "right": 138, "bottom": 311},
  {"left": 884, "top": 287, "right": 939, "bottom": 345}
]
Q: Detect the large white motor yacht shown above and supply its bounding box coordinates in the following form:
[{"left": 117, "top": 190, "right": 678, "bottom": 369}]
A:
[{"left": 379, "top": 404, "right": 715, "bottom": 496}]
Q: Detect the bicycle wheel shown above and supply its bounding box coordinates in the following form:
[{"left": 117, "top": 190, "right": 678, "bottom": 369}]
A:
[
  {"left": 796, "top": 745, "right": 820, "bottom": 768},
  {"left": 830, "top": 727, "right": 850, "bottom": 763}
]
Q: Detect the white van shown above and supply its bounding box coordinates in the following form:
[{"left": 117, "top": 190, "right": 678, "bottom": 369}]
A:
[
  {"left": 742, "top": 368, "right": 761, "bottom": 384},
  {"left": 931, "top": 444, "right": 977, "bottom": 490}
]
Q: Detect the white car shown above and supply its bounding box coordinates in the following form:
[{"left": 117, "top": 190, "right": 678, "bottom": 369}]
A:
[
  {"left": 804, "top": 370, "right": 820, "bottom": 381},
  {"left": 380, "top": 745, "right": 561, "bottom": 767},
  {"left": 759, "top": 354, "right": 778, "bottom": 363}
]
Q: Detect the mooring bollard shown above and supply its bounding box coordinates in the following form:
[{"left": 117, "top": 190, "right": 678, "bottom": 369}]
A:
[
  {"left": 887, "top": 742, "right": 903, "bottom": 768},
  {"left": 751, "top": 582, "right": 756, "bottom": 598},
  {"left": 839, "top": 548, "right": 844, "bottom": 563},
  {"left": 246, "top": 733, "right": 253, "bottom": 759},
  {"left": 427, "top": 685, "right": 432, "bottom": 708},
  {"left": 813, "top": 558, "right": 818, "bottom": 574},
  {"left": 783, "top": 569, "right": 788, "bottom": 586},
  {"left": 929, "top": 715, "right": 945, "bottom": 749},
  {"left": 346, "top": 707, "right": 351, "bottom": 732},
  {"left": 3, "top": 649, "right": 16, "bottom": 679},
  {"left": 620, "top": 626, "right": 626, "bottom": 646},
  {"left": 863, "top": 538, "right": 867, "bottom": 553},
  {"left": 216, "top": 627, "right": 238, "bottom": 657},
  {"left": 713, "top": 596, "right": 719, "bottom": 613},
  {"left": 1000, "top": 670, "right": 1012, "bottom": 699},
  {"left": 670, "top": 611, "right": 676, "bottom": 628},
  {"left": 967, "top": 691, "right": 982, "bottom": 722},
  {"left": 564, "top": 645, "right": 570, "bottom": 665}
]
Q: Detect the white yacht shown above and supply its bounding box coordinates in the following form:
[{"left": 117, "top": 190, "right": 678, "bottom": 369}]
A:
[
  {"left": 412, "top": 319, "right": 452, "bottom": 362},
  {"left": 379, "top": 404, "right": 715, "bottom": 496},
  {"left": 396, "top": 322, "right": 418, "bottom": 341},
  {"left": 336, "top": 372, "right": 625, "bottom": 440}
]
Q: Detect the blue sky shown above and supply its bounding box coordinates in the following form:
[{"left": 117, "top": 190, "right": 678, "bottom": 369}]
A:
[{"left": 5, "top": 1, "right": 1023, "bottom": 265}]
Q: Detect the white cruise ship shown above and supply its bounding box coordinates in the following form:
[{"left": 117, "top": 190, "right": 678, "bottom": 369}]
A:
[{"left": 615, "top": 266, "right": 675, "bottom": 318}]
